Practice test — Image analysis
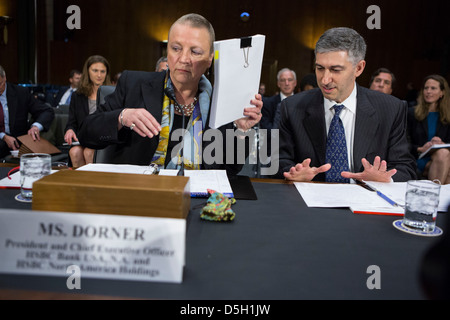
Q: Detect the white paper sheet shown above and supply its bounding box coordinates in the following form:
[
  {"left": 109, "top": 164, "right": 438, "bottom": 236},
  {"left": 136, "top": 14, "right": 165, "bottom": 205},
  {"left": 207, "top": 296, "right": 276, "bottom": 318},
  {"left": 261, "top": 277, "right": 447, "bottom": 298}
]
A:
[
  {"left": 0, "top": 170, "right": 57, "bottom": 189},
  {"left": 77, "top": 164, "right": 233, "bottom": 198},
  {"left": 159, "top": 169, "right": 233, "bottom": 197},
  {"left": 364, "top": 180, "right": 450, "bottom": 212},
  {"left": 294, "top": 183, "right": 390, "bottom": 208},
  {"left": 209, "top": 35, "right": 265, "bottom": 129},
  {"left": 294, "top": 181, "right": 450, "bottom": 213},
  {"left": 419, "top": 143, "right": 450, "bottom": 159}
]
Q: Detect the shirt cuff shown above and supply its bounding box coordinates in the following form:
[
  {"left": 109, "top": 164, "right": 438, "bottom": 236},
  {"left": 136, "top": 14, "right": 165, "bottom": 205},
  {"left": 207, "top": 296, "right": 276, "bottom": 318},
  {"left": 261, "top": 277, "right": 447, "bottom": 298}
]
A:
[{"left": 31, "top": 122, "right": 44, "bottom": 131}]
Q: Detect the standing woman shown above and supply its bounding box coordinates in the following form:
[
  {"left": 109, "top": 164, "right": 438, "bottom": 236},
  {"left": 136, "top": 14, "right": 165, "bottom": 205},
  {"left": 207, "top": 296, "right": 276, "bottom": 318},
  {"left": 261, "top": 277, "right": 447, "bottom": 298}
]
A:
[
  {"left": 407, "top": 74, "right": 450, "bottom": 184},
  {"left": 64, "top": 55, "right": 111, "bottom": 167}
]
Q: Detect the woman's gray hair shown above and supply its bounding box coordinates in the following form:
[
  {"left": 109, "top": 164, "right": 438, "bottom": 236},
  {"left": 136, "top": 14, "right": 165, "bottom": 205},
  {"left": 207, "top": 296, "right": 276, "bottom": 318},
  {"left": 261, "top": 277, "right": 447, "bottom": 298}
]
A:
[
  {"left": 169, "top": 13, "right": 215, "bottom": 54},
  {"left": 315, "top": 27, "right": 367, "bottom": 66}
]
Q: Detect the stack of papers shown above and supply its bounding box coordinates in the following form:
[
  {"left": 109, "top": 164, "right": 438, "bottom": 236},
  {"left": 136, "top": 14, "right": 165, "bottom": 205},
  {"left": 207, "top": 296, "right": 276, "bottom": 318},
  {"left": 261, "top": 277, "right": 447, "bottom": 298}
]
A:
[
  {"left": 294, "top": 181, "right": 450, "bottom": 216},
  {"left": 419, "top": 144, "right": 450, "bottom": 159},
  {"left": 209, "top": 34, "right": 265, "bottom": 129},
  {"left": 0, "top": 171, "right": 21, "bottom": 189},
  {"left": 0, "top": 170, "right": 58, "bottom": 189},
  {"left": 77, "top": 164, "right": 234, "bottom": 198}
]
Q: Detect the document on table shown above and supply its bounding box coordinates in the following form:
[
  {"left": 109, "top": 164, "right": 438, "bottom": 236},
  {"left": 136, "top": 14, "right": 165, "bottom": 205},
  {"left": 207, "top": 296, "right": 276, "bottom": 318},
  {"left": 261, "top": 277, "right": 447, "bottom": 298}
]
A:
[
  {"left": 209, "top": 34, "right": 265, "bottom": 129},
  {"left": 0, "top": 171, "right": 21, "bottom": 189},
  {"left": 0, "top": 170, "right": 58, "bottom": 189},
  {"left": 294, "top": 183, "right": 390, "bottom": 208},
  {"left": 419, "top": 143, "right": 450, "bottom": 159},
  {"left": 77, "top": 164, "right": 233, "bottom": 198},
  {"left": 363, "top": 180, "right": 450, "bottom": 212},
  {"left": 294, "top": 181, "right": 450, "bottom": 215},
  {"left": 159, "top": 169, "right": 233, "bottom": 198}
]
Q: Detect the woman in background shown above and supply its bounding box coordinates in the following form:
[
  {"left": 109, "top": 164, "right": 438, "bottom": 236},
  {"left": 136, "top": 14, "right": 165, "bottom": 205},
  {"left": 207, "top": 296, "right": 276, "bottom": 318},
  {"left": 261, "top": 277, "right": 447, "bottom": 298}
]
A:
[
  {"left": 407, "top": 74, "right": 450, "bottom": 184},
  {"left": 64, "top": 55, "right": 111, "bottom": 167}
]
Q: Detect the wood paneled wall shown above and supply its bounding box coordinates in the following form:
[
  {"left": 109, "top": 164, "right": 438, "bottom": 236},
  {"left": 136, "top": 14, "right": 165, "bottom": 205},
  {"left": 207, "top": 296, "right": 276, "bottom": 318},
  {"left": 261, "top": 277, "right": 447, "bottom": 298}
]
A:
[{"left": 1, "top": 0, "right": 449, "bottom": 99}]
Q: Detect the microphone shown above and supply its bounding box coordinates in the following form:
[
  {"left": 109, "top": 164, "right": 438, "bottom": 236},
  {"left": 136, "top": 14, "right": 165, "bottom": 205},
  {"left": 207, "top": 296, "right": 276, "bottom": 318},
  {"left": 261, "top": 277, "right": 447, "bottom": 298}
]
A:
[{"left": 164, "top": 86, "right": 185, "bottom": 176}]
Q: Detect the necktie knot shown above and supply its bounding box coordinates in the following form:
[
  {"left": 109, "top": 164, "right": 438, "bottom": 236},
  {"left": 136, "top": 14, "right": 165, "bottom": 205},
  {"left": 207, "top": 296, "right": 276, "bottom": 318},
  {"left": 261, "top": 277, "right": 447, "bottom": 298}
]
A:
[{"left": 333, "top": 104, "right": 345, "bottom": 116}]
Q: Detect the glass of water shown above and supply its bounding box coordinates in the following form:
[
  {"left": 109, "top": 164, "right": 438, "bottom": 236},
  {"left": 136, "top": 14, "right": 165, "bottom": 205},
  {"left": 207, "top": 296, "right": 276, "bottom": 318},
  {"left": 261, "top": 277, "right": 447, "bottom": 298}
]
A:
[
  {"left": 20, "top": 153, "right": 51, "bottom": 200},
  {"left": 403, "top": 180, "right": 441, "bottom": 233}
]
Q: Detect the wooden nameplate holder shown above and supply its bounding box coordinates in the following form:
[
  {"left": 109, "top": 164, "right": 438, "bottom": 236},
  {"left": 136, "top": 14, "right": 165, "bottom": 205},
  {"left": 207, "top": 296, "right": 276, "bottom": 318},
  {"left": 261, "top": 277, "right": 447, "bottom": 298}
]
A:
[{"left": 32, "top": 170, "right": 191, "bottom": 219}]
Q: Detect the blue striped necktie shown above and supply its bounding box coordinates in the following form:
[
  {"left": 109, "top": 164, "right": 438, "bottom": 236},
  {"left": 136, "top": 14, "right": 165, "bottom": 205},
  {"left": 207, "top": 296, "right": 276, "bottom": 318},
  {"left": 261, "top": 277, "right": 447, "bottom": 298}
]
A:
[
  {"left": 66, "top": 89, "right": 74, "bottom": 105},
  {"left": 325, "top": 105, "right": 350, "bottom": 183}
]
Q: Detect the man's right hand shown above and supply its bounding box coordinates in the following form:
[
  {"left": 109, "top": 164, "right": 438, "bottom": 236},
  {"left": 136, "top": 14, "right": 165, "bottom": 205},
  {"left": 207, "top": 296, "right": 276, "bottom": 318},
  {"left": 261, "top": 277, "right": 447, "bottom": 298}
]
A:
[
  {"left": 2, "top": 135, "right": 20, "bottom": 150},
  {"left": 283, "top": 158, "right": 331, "bottom": 182}
]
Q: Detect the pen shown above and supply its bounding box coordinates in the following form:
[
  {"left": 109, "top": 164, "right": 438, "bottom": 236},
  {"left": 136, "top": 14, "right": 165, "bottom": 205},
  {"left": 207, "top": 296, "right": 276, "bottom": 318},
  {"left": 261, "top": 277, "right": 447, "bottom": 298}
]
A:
[
  {"left": 357, "top": 181, "right": 400, "bottom": 207},
  {"left": 376, "top": 190, "right": 399, "bottom": 207}
]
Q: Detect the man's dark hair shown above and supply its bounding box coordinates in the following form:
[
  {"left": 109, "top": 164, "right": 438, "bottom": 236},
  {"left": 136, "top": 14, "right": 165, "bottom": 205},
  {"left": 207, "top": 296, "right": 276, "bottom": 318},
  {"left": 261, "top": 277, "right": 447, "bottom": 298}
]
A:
[{"left": 369, "top": 67, "right": 396, "bottom": 90}]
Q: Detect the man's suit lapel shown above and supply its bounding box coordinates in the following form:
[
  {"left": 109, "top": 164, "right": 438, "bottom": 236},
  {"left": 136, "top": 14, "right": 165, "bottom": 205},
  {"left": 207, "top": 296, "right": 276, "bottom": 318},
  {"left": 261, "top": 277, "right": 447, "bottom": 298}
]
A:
[
  {"left": 304, "top": 91, "right": 327, "bottom": 164},
  {"left": 353, "top": 86, "right": 378, "bottom": 171}
]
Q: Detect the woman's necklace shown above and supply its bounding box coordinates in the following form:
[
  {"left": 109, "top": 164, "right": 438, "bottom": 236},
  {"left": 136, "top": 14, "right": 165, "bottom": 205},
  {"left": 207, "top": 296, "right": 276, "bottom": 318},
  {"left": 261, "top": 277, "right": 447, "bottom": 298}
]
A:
[{"left": 174, "top": 97, "right": 198, "bottom": 117}]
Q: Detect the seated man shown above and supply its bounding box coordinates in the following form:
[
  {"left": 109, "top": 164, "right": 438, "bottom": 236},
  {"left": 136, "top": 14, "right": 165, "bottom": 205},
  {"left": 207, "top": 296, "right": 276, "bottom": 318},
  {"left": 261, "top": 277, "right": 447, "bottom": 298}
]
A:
[
  {"left": 261, "top": 68, "right": 297, "bottom": 131},
  {"left": 0, "top": 65, "right": 55, "bottom": 158},
  {"left": 278, "top": 27, "right": 416, "bottom": 183},
  {"left": 369, "top": 67, "right": 395, "bottom": 95},
  {"left": 53, "top": 69, "right": 82, "bottom": 107}
]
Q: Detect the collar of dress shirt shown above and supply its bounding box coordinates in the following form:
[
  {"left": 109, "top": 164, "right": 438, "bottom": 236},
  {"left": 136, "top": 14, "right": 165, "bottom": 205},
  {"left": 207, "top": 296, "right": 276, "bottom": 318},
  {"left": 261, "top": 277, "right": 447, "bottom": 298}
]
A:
[
  {"left": 0, "top": 83, "right": 7, "bottom": 99},
  {"left": 323, "top": 82, "right": 357, "bottom": 115},
  {"left": 280, "top": 92, "right": 293, "bottom": 101}
]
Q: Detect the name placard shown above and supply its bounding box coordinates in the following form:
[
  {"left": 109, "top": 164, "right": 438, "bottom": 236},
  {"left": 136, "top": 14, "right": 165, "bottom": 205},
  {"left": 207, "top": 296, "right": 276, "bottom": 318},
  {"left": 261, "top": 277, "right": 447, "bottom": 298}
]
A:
[{"left": 0, "top": 209, "right": 186, "bottom": 283}]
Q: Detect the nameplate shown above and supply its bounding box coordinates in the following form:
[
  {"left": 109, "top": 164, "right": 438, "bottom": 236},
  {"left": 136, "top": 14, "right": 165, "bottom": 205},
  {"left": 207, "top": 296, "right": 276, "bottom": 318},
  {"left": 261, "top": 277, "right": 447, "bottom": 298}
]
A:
[{"left": 0, "top": 209, "right": 186, "bottom": 283}]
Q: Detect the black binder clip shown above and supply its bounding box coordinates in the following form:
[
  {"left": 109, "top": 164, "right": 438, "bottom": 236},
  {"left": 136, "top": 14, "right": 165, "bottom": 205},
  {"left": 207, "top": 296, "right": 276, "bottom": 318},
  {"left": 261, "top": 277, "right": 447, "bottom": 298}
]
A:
[
  {"left": 240, "top": 37, "right": 252, "bottom": 68},
  {"left": 240, "top": 37, "right": 252, "bottom": 49}
]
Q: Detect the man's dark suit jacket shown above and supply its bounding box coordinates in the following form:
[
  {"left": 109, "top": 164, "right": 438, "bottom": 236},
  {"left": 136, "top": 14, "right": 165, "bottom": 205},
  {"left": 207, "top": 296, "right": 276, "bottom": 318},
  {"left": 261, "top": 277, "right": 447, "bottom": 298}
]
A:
[
  {"left": 261, "top": 94, "right": 281, "bottom": 130},
  {"left": 278, "top": 85, "right": 417, "bottom": 182},
  {"left": 78, "top": 70, "right": 245, "bottom": 174},
  {"left": 52, "top": 86, "right": 70, "bottom": 107},
  {"left": 64, "top": 92, "right": 89, "bottom": 135},
  {"left": 0, "top": 83, "right": 54, "bottom": 157},
  {"left": 407, "top": 107, "right": 450, "bottom": 159}
]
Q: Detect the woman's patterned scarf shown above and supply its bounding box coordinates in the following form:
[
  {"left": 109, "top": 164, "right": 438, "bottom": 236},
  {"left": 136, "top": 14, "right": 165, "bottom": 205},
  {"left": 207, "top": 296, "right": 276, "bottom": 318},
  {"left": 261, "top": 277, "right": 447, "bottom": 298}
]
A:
[{"left": 151, "top": 73, "right": 212, "bottom": 170}]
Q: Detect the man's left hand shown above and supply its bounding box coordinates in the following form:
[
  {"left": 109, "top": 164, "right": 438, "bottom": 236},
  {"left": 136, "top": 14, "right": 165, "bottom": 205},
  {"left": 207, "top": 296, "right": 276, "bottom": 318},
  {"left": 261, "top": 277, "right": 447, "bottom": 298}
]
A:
[
  {"left": 234, "top": 94, "right": 263, "bottom": 131},
  {"left": 341, "top": 156, "right": 397, "bottom": 182}
]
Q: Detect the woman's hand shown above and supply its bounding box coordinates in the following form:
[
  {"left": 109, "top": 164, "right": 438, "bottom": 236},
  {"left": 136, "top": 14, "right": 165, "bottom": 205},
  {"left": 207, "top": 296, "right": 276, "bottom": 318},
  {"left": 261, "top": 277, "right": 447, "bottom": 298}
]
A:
[
  {"left": 234, "top": 94, "right": 263, "bottom": 131},
  {"left": 64, "top": 129, "right": 78, "bottom": 145},
  {"left": 118, "top": 108, "right": 162, "bottom": 138}
]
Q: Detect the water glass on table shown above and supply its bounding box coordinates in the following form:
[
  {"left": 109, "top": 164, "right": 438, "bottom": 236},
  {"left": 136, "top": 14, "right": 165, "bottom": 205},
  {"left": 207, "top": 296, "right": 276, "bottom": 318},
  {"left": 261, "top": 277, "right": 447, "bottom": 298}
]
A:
[
  {"left": 20, "top": 153, "right": 51, "bottom": 200},
  {"left": 403, "top": 180, "right": 441, "bottom": 233}
]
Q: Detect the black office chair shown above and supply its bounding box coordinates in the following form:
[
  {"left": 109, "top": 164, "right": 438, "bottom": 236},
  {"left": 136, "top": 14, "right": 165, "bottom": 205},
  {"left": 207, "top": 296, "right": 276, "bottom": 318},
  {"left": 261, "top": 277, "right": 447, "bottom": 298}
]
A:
[
  {"left": 55, "top": 104, "right": 70, "bottom": 114},
  {"left": 96, "top": 85, "right": 116, "bottom": 107},
  {"left": 93, "top": 85, "right": 117, "bottom": 163},
  {"left": 93, "top": 144, "right": 118, "bottom": 164}
]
